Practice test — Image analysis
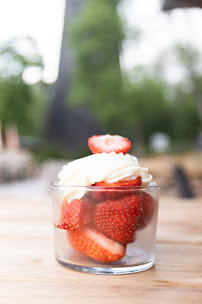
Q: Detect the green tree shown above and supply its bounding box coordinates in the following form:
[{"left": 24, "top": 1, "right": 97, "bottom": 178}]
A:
[
  {"left": 170, "top": 85, "right": 201, "bottom": 141},
  {"left": 121, "top": 75, "right": 172, "bottom": 149},
  {"left": 0, "top": 37, "right": 46, "bottom": 135},
  {"left": 68, "top": 0, "right": 171, "bottom": 146},
  {"left": 68, "top": 0, "right": 125, "bottom": 130},
  {"left": 173, "top": 43, "right": 202, "bottom": 129},
  {"left": 67, "top": 1, "right": 201, "bottom": 152},
  {"left": 154, "top": 43, "right": 202, "bottom": 135}
]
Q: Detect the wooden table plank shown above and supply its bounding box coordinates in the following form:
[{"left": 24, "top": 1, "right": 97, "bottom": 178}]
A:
[
  {"left": 1, "top": 216, "right": 201, "bottom": 244},
  {"left": 1, "top": 196, "right": 202, "bottom": 245},
  {"left": 158, "top": 198, "right": 202, "bottom": 244},
  {"left": 0, "top": 195, "right": 202, "bottom": 303},
  {"left": 0, "top": 239, "right": 201, "bottom": 285},
  {"left": 0, "top": 196, "right": 52, "bottom": 218},
  {"left": 0, "top": 281, "right": 202, "bottom": 304}
]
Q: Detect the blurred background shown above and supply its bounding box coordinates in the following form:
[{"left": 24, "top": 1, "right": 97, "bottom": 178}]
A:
[{"left": 0, "top": 0, "right": 202, "bottom": 198}]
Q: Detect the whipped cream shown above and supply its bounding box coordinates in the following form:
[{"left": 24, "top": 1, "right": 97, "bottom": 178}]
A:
[{"left": 58, "top": 152, "right": 152, "bottom": 203}]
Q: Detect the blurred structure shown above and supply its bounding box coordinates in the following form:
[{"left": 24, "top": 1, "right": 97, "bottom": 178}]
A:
[
  {"left": 0, "top": 122, "right": 3, "bottom": 150},
  {"left": 162, "top": 0, "right": 202, "bottom": 10},
  {"left": 139, "top": 152, "right": 202, "bottom": 197},
  {"left": 0, "top": 150, "right": 38, "bottom": 182},
  {"left": 46, "top": 0, "right": 101, "bottom": 151},
  {"left": 150, "top": 133, "right": 170, "bottom": 153},
  {"left": 5, "top": 123, "right": 20, "bottom": 150},
  {"left": 196, "top": 131, "right": 202, "bottom": 149},
  {"left": 0, "top": 122, "right": 38, "bottom": 182},
  {"left": 174, "top": 166, "right": 194, "bottom": 197}
]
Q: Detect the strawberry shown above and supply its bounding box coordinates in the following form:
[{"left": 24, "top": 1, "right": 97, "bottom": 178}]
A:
[
  {"left": 94, "top": 178, "right": 142, "bottom": 188},
  {"left": 88, "top": 134, "right": 131, "bottom": 154},
  {"left": 136, "top": 192, "right": 155, "bottom": 231},
  {"left": 55, "top": 197, "right": 92, "bottom": 230},
  {"left": 93, "top": 195, "right": 143, "bottom": 244},
  {"left": 68, "top": 225, "right": 126, "bottom": 263},
  {"left": 92, "top": 177, "right": 142, "bottom": 202}
]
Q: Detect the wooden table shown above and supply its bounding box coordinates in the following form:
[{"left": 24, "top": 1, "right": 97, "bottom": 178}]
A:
[{"left": 0, "top": 195, "right": 202, "bottom": 303}]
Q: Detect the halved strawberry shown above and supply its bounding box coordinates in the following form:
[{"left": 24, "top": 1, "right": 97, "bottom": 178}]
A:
[
  {"left": 68, "top": 225, "right": 126, "bottom": 263},
  {"left": 95, "top": 178, "right": 142, "bottom": 188},
  {"left": 92, "top": 177, "right": 142, "bottom": 202},
  {"left": 88, "top": 134, "right": 131, "bottom": 154},
  {"left": 93, "top": 195, "right": 143, "bottom": 244},
  {"left": 137, "top": 192, "right": 155, "bottom": 231},
  {"left": 55, "top": 197, "right": 92, "bottom": 230}
]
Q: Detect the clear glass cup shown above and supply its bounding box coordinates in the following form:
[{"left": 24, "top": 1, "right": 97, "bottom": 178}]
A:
[{"left": 51, "top": 182, "right": 160, "bottom": 275}]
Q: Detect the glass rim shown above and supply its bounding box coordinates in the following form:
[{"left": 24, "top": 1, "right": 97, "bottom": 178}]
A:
[{"left": 50, "top": 181, "right": 160, "bottom": 191}]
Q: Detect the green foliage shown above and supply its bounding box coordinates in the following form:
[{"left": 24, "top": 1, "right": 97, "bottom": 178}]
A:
[
  {"left": 66, "top": 2, "right": 201, "bottom": 153},
  {"left": 68, "top": 0, "right": 124, "bottom": 128},
  {"left": 0, "top": 79, "right": 32, "bottom": 133},
  {"left": 165, "top": 43, "right": 202, "bottom": 141},
  {"left": 67, "top": 0, "right": 173, "bottom": 146},
  {"left": 173, "top": 43, "right": 200, "bottom": 70},
  {"left": 32, "top": 142, "right": 90, "bottom": 161},
  {"left": 170, "top": 90, "right": 200, "bottom": 140},
  {"left": 122, "top": 77, "right": 172, "bottom": 141},
  {"left": 0, "top": 37, "right": 47, "bottom": 135},
  {"left": 0, "top": 38, "right": 43, "bottom": 76}
]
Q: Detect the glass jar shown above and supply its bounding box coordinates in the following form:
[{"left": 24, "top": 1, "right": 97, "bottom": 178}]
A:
[{"left": 51, "top": 182, "right": 160, "bottom": 275}]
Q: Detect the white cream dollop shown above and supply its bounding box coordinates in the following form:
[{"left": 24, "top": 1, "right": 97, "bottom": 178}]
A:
[{"left": 58, "top": 152, "right": 152, "bottom": 202}]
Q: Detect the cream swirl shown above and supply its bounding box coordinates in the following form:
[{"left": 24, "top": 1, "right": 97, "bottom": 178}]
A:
[{"left": 58, "top": 152, "right": 152, "bottom": 202}]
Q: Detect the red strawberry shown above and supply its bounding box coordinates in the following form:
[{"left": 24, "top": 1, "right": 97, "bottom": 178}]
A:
[
  {"left": 93, "top": 195, "right": 143, "bottom": 244},
  {"left": 68, "top": 225, "right": 126, "bottom": 263},
  {"left": 136, "top": 192, "right": 155, "bottom": 231},
  {"left": 94, "top": 178, "right": 142, "bottom": 188},
  {"left": 92, "top": 177, "right": 142, "bottom": 202},
  {"left": 88, "top": 134, "right": 131, "bottom": 154},
  {"left": 55, "top": 197, "right": 92, "bottom": 230}
]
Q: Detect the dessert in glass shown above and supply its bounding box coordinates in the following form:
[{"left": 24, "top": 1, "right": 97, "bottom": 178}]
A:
[{"left": 51, "top": 135, "right": 160, "bottom": 274}]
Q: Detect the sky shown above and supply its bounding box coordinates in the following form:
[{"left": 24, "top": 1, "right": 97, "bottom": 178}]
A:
[
  {"left": 0, "top": 0, "right": 65, "bottom": 83},
  {"left": 119, "top": 0, "right": 202, "bottom": 83},
  {"left": 0, "top": 0, "right": 202, "bottom": 84}
]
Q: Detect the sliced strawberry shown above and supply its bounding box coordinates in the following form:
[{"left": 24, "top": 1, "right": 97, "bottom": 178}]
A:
[
  {"left": 88, "top": 134, "right": 131, "bottom": 154},
  {"left": 92, "top": 177, "right": 142, "bottom": 202},
  {"left": 55, "top": 197, "right": 92, "bottom": 230},
  {"left": 137, "top": 192, "right": 155, "bottom": 231},
  {"left": 93, "top": 195, "right": 143, "bottom": 244},
  {"left": 95, "top": 178, "right": 142, "bottom": 187},
  {"left": 68, "top": 225, "right": 126, "bottom": 263}
]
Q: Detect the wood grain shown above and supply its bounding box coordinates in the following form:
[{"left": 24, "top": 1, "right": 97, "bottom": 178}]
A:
[
  {"left": 1, "top": 196, "right": 202, "bottom": 244},
  {"left": 0, "top": 195, "right": 202, "bottom": 303},
  {"left": 0, "top": 239, "right": 202, "bottom": 285},
  {"left": 157, "top": 198, "right": 202, "bottom": 244},
  {"left": 0, "top": 281, "right": 202, "bottom": 304},
  {"left": 1, "top": 237, "right": 202, "bottom": 283}
]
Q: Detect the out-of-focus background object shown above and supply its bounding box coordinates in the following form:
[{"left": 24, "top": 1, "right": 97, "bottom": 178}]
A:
[
  {"left": 162, "top": 0, "right": 202, "bottom": 10},
  {"left": 0, "top": 0, "right": 202, "bottom": 198}
]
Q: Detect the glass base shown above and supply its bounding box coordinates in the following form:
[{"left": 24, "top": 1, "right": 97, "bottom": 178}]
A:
[{"left": 56, "top": 257, "right": 155, "bottom": 275}]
